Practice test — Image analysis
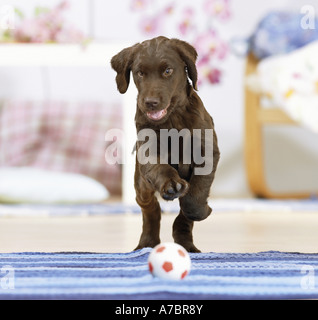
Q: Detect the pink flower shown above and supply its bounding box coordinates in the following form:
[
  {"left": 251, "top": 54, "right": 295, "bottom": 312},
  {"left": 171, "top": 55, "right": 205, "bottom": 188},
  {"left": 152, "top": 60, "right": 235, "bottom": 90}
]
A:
[
  {"left": 14, "top": 19, "right": 51, "bottom": 43},
  {"left": 57, "top": 0, "right": 70, "bottom": 11},
  {"left": 138, "top": 3, "right": 174, "bottom": 36},
  {"left": 178, "top": 7, "right": 195, "bottom": 36},
  {"left": 207, "top": 68, "right": 222, "bottom": 84},
  {"left": 55, "top": 27, "right": 84, "bottom": 43},
  {"left": 194, "top": 29, "right": 228, "bottom": 61},
  {"left": 163, "top": 4, "right": 174, "bottom": 15},
  {"left": 130, "top": 0, "right": 150, "bottom": 11},
  {"left": 139, "top": 15, "right": 162, "bottom": 35},
  {"left": 194, "top": 30, "right": 227, "bottom": 86},
  {"left": 12, "top": 1, "right": 86, "bottom": 44},
  {"left": 197, "top": 59, "right": 222, "bottom": 86},
  {"left": 131, "top": 1, "right": 232, "bottom": 86},
  {"left": 204, "top": 0, "right": 231, "bottom": 20}
]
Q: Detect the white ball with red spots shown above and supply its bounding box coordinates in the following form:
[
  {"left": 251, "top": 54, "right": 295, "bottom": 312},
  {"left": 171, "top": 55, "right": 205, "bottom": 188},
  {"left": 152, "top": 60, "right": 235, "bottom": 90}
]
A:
[{"left": 148, "top": 242, "right": 191, "bottom": 280}]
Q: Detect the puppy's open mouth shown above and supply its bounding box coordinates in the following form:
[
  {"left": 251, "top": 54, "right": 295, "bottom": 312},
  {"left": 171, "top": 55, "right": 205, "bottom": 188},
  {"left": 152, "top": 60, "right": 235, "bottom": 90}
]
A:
[{"left": 146, "top": 104, "right": 170, "bottom": 121}]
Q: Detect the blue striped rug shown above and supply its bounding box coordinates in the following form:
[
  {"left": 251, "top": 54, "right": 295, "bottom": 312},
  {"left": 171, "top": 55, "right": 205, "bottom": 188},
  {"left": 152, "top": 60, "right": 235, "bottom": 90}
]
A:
[{"left": 1, "top": 249, "right": 318, "bottom": 300}]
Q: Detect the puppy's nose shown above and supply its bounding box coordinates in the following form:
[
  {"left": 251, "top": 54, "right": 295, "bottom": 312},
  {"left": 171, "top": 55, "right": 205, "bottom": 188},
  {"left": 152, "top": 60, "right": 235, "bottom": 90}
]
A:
[{"left": 145, "top": 97, "right": 160, "bottom": 110}]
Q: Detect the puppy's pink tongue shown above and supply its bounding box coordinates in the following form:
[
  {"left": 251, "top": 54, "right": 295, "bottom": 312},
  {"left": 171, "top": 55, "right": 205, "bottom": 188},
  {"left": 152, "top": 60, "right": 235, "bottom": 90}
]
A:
[{"left": 147, "top": 109, "right": 167, "bottom": 121}]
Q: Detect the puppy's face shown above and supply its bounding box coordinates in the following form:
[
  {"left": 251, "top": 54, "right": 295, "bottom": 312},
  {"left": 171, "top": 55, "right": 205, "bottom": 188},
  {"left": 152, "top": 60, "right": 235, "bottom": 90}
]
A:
[
  {"left": 111, "top": 37, "right": 198, "bottom": 125},
  {"left": 132, "top": 41, "right": 185, "bottom": 123}
]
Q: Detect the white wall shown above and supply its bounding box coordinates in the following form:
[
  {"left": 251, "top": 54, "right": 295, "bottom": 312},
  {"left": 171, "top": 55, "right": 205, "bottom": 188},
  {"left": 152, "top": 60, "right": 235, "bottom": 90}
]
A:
[{"left": 1, "top": 0, "right": 318, "bottom": 197}]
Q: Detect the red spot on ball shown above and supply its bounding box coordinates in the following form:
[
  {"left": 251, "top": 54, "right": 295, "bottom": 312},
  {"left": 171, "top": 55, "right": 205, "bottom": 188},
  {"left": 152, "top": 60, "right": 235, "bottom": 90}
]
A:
[
  {"left": 162, "top": 261, "right": 173, "bottom": 273},
  {"left": 181, "top": 270, "right": 188, "bottom": 279},
  {"left": 148, "top": 262, "right": 153, "bottom": 273},
  {"left": 178, "top": 249, "right": 186, "bottom": 257},
  {"left": 156, "top": 246, "right": 166, "bottom": 253}
]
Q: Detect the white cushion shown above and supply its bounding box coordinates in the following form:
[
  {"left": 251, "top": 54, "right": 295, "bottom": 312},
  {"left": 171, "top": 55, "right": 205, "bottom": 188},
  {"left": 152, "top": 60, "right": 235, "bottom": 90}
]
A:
[
  {"left": 0, "top": 167, "right": 109, "bottom": 204},
  {"left": 246, "top": 40, "right": 318, "bottom": 133}
]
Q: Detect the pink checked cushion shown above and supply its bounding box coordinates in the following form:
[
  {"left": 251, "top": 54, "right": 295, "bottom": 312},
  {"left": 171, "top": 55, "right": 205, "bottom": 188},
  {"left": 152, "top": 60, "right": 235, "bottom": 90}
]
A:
[{"left": 0, "top": 100, "right": 122, "bottom": 195}]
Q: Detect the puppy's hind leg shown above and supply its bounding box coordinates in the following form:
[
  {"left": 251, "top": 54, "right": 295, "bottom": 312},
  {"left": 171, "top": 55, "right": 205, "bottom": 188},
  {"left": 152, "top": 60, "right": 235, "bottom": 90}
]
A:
[
  {"left": 134, "top": 179, "right": 161, "bottom": 250},
  {"left": 172, "top": 212, "right": 201, "bottom": 253}
]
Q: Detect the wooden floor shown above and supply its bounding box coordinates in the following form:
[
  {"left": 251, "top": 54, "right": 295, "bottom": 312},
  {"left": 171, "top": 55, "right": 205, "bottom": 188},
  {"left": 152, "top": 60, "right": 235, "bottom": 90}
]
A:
[{"left": 1, "top": 210, "right": 318, "bottom": 253}]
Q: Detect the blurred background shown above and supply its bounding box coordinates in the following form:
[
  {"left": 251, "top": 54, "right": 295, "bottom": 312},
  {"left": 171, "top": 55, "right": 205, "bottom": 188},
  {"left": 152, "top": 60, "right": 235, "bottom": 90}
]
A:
[{"left": 0, "top": 0, "right": 318, "bottom": 206}]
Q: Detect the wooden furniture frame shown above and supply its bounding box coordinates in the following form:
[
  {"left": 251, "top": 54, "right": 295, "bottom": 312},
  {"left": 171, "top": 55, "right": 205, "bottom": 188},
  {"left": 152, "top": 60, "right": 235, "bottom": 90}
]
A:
[{"left": 245, "top": 53, "right": 317, "bottom": 199}]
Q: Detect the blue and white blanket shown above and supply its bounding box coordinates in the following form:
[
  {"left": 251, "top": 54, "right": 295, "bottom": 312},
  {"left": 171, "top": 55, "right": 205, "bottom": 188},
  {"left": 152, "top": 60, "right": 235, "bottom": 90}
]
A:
[{"left": 0, "top": 249, "right": 318, "bottom": 300}]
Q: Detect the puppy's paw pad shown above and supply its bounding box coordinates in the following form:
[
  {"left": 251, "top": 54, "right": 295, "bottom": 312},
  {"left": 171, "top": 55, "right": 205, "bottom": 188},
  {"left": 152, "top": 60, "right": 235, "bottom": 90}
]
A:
[{"left": 161, "top": 179, "right": 189, "bottom": 201}]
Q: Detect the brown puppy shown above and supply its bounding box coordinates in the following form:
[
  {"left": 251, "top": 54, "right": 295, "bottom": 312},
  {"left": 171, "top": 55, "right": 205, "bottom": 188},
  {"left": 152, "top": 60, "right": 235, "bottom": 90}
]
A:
[{"left": 111, "top": 36, "right": 220, "bottom": 252}]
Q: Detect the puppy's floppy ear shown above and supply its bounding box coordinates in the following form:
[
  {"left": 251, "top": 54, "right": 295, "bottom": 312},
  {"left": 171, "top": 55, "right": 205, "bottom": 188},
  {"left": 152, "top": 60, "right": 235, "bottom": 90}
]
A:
[
  {"left": 111, "top": 43, "right": 139, "bottom": 94},
  {"left": 170, "top": 39, "right": 198, "bottom": 91}
]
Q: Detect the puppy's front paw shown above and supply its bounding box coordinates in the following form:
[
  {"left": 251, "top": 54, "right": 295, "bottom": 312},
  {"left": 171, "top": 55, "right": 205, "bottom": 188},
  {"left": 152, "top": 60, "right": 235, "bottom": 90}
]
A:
[{"left": 161, "top": 178, "right": 189, "bottom": 201}]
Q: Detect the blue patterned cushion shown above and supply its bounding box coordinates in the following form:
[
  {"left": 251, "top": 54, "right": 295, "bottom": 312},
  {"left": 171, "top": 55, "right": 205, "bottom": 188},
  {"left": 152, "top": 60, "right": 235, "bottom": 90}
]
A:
[{"left": 250, "top": 11, "right": 318, "bottom": 59}]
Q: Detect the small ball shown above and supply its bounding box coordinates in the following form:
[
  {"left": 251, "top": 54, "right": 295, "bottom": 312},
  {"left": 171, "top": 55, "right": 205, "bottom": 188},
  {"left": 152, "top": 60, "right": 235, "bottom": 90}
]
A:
[{"left": 148, "top": 242, "right": 191, "bottom": 280}]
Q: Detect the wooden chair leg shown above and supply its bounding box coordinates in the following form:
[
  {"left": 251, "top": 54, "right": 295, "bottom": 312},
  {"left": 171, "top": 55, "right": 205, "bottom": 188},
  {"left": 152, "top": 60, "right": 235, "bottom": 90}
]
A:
[{"left": 244, "top": 54, "right": 269, "bottom": 198}]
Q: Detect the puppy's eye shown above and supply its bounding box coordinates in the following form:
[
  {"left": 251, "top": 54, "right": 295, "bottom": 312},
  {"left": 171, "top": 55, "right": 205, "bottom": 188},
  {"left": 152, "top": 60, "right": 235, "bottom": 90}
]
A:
[
  {"left": 163, "top": 68, "right": 173, "bottom": 76},
  {"left": 137, "top": 71, "right": 144, "bottom": 78}
]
